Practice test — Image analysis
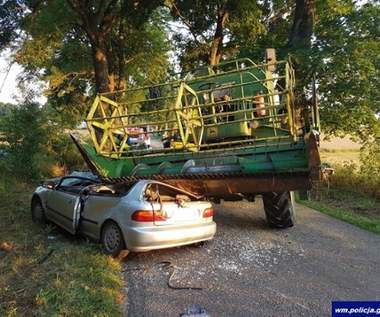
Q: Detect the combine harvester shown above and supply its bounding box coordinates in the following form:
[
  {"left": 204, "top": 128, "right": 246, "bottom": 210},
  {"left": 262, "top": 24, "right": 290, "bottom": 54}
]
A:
[{"left": 72, "top": 49, "right": 321, "bottom": 228}]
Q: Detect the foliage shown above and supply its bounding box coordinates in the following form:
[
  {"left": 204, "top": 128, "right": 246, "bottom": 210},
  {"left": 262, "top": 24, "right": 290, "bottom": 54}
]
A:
[
  {"left": 238, "top": 0, "right": 294, "bottom": 61},
  {"left": 360, "top": 139, "right": 380, "bottom": 182},
  {"left": 167, "top": 0, "right": 266, "bottom": 68},
  {"left": 2, "top": 0, "right": 171, "bottom": 121},
  {"left": 0, "top": 0, "right": 25, "bottom": 49},
  {"left": 241, "top": 1, "right": 380, "bottom": 142},
  {"left": 121, "top": 9, "right": 173, "bottom": 86},
  {"left": 0, "top": 98, "right": 47, "bottom": 180},
  {"left": 318, "top": 139, "right": 380, "bottom": 201},
  {"left": 328, "top": 160, "right": 380, "bottom": 199},
  {"left": 301, "top": 148, "right": 380, "bottom": 235},
  {"left": 1, "top": 0, "right": 380, "bottom": 142},
  {"left": 0, "top": 97, "right": 86, "bottom": 181},
  {"left": 312, "top": 1, "right": 380, "bottom": 141},
  {"left": 0, "top": 101, "right": 14, "bottom": 118}
]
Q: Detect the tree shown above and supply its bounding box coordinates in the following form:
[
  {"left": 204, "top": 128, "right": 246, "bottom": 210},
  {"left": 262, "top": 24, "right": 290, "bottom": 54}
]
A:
[
  {"left": 0, "top": 0, "right": 25, "bottom": 49},
  {"left": 0, "top": 97, "right": 51, "bottom": 179},
  {"left": 22, "top": 0, "right": 165, "bottom": 94},
  {"left": 0, "top": 95, "right": 87, "bottom": 179},
  {"left": 288, "top": 0, "right": 314, "bottom": 49},
  {"left": 64, "top": 0, "right": 163, "bottom": 93},
  {"left": 238, "top": 0, "right": 379, "bottom": 143},
  {"left": 286, "top": 0, "right": 315, "bottom": 86},
  {"left": 2, "top": 0, "right": 379, "bottom": 143},
  {"left": 312, "top": 1, "right": 380, "bottom": 141},
  {"left": 166, "top": 0, "right": 265, "bottom": 68},
  {"left": 237, "top": 0, "right": 293, "bottom": 61},
  {"left": 1, "top": 0, "right": 170, "bottom": 122}
]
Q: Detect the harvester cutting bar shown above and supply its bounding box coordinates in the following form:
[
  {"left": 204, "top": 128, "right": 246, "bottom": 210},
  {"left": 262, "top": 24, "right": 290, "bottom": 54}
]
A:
[{"left": 99, "top": 170, "right": 312, "bottom": 196}]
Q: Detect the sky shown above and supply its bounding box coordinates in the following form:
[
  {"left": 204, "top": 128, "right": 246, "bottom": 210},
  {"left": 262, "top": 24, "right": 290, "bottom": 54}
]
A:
[
  {"left": 0, "top": 53, "right": 47, "bottom": 105},
  {"left": 0, "top": 56, "right": 22, "bottom": 104}
]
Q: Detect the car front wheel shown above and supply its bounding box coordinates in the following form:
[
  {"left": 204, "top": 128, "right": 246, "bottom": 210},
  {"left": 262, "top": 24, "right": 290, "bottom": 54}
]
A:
[
  {"left": 101, "top": 221, "right": 128, "bottom": 259},
  {"left": 31, "top": 198, "right": 46, "bottom": 224}
]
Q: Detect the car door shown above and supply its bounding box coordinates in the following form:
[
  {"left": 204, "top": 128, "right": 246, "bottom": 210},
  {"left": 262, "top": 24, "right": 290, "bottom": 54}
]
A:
[
  {"left": 45, "top": 177, "right": 84, "bottom": 234},
  {"left": 79, "top": 187, "right": 121, "bottom": 240}
]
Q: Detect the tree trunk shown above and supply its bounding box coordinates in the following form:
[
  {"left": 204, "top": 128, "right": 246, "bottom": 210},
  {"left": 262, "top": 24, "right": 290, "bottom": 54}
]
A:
[
  {"left": 289, "top": 0, "right": 315, "bottom": 48},
  {"left": 66, "top": 0, "right": 115, "bottom": 93},
  {"left": 209, "top": 10, "right": 228, "bottom": 66},
  {"left": 92, "top": 43, "right": 111, "bottom": 93},
  {"left": 117, "top": 20, "right": 127, "bottom": 91}
]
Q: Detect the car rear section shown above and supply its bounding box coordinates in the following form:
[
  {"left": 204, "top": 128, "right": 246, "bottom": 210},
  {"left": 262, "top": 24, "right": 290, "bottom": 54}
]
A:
[
  {"left": 125, "top": 215, "right": 216, "bottom": 252},
  {"left": 120, "top": 182, "right": 216, "bottom": 252}
]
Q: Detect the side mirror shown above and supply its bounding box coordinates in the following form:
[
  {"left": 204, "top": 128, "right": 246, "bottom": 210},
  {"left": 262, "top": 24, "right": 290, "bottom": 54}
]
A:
[{"left": 43, "top": 180, "right": 56, "bottom": 189}]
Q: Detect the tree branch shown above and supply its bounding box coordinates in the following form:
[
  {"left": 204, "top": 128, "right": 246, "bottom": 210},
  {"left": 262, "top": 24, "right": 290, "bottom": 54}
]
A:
[{"left": 166, "top": 0, "right": 207, "bottom": 42}]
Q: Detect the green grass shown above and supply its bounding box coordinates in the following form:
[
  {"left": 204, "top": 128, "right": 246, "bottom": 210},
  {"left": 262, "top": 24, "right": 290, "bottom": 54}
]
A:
[
  {"left": 300, "top": 198, "right": 380, "bottom": 235},
  {"left": 298, "top": 181, "right": 380, "bottom": 235},
  {"left": 301, "top": 148, "right": 380, "bottom": 235},
  {"left": 0, "top": 176, "right": 123, "bottom": 317}
]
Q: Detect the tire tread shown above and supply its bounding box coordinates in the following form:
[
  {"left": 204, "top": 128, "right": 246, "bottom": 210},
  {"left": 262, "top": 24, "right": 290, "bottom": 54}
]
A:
[{"left": 262, "top": 192, "right": 295, "bottom": 228}]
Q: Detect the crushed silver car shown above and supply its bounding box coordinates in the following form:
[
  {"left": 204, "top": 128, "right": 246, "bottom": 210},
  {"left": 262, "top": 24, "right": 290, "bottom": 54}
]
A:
[{"left": 31, "top": 174, "right": 216, "bottom": 258}]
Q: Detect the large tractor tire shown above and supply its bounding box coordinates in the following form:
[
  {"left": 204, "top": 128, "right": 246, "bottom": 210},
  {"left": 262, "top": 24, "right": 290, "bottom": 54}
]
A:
[{"left": 262, "top": 192, "right": 295, "bottom": 229}]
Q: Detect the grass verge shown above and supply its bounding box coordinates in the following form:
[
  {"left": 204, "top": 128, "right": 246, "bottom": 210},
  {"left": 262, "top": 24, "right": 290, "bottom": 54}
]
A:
[
  {"left": 298, "top": 186, "right": 380, "bottom": 235},
  {"left": 0, "top": 177, "right": 124, "bottom": 317}
]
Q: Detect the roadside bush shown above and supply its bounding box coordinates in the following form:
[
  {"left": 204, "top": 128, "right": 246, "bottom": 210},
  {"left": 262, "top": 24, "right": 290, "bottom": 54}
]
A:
[
  {"left": 360, "top": 140, "right": 380, "bottom": 179},
  {"left": 0, "top": 100, "right": 47, "bottom": 180},
  {"left": 0, "top": 99, "right": 86, "bottom": 182}
]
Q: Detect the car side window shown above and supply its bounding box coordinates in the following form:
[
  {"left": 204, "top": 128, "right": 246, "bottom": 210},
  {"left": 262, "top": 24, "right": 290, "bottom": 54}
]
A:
[
  {"left": 95, "top": 182, "right": 136, "bottom": 196},
  {"left": 59, "top": 177, "right": 80, "bottom": 187},
  {"left": 58, "top": 177, "right": 93, "bottom": 194}
]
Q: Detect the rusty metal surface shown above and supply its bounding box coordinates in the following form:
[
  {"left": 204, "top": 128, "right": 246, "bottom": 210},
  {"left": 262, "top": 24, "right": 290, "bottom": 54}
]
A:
[
  {"left": 307, "top": 131, "right": 322, "bottom": 181},
  {"left": 101, "top": 171, "right": 312, "bottom": 196}
]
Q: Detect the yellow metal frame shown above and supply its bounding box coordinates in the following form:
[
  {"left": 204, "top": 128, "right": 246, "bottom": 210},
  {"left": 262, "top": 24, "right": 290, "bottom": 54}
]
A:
[{"left": 85, "top": 58, "right": 300, "bottom": 158}]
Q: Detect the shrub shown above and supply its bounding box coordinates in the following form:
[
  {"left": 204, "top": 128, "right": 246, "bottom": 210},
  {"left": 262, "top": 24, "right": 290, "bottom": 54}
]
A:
[
  {"left": 330, "top": 141, "right": 380, "bottom": 198},
  {"left": 0, "top": 101, "right": 47, "bottom": 180},
  {"left": 0, "top": 99, "right": 86, "bottom": 181},
  {"left": 360, "top": 140, "right": 380, "bottom": 179}
]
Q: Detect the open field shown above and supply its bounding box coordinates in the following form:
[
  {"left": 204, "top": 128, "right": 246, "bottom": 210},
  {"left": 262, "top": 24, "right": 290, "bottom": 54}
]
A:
[{"left": 319, "top": 134, "right": 361, "bottom": 166}]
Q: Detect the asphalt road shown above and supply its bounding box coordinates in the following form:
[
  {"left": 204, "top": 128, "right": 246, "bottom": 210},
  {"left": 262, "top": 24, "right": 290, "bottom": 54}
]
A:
[{"left": 120, "top": 199, "right": 380, "bottom": 317}]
